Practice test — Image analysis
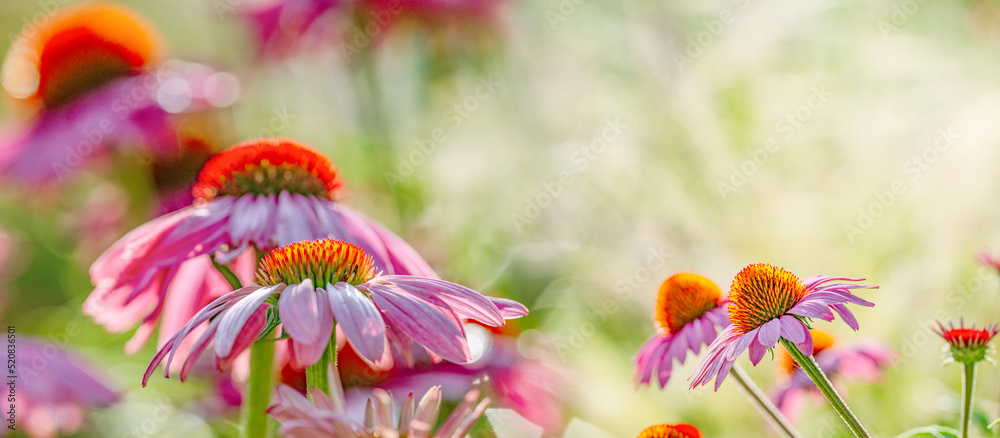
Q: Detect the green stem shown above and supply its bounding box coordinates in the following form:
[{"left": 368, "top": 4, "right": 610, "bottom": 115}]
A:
[
  {"left": 780, "top": 338, "right": 872, "bottom": 438},
  {"left": 960, "top": 362, "right": 977, "bottom": 438},
  {"left": 729, "top": 363, "right": 803, "bottom": 438},
  {"left": 243, "top": 336, "right": 275, "bottom": 438},
  {"left": 211, "top": 255, "right": 244, "bottom": 290},
  {"left": 305, "top": 329, "right": 338, "bottom": 398}
]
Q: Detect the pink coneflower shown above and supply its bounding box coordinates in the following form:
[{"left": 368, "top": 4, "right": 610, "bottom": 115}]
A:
[
  {"left": 143, "top": 238, "right": 527, "bottom": 384},
  {"left": 85, "top": 138, "right": 438, "bottom": 355},
  {"left": 690, "top": 263, "right": 876, "bottom": 390},
  {"left": 772, "top": 330, "right": 894, "bottom": 423},
  {"left": 268, "top": 367, "right": 490, "bottom": 438},
  {"left": 0, "top": 2, "right": 238, "bottom": 185},
  {"left": 934, "top": 320, "right": 998, "bottom": 365},
  {"left": 636, "top": 423, "right": 702, "bottom": 438},
  {"left": 11, "top": 337, "right": 120, "bottom": 438},
  {"left": 633, "top": 273, "right": 729, "bottom": 388}
]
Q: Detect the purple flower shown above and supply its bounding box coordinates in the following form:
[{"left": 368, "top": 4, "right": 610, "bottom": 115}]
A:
[
  {"left": 690, "top": 264, "right": 876, "bottom": 390},
  {"left": 85, "top": 139, "right": 437, "bottom": 357},
  {"left": 143, "top": 239, "right": 527, "bottom": 385},
  {"left": 633, "top": 272, "right": 730, "bottom": 389}
]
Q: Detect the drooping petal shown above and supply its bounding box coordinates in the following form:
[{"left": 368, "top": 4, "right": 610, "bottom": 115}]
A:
[
  {"left": 325, "top": 282, "right": 387, "bottom": 365},
  {"left": 756, "top": 318, "right": 781, "bottom": 348},
  {"left": 489, "top": 297, "right": 529, "bottom": 319},
  {"left": 368, "top": 284, "right": 472, "bottom": 363},
  {"left": 279, "top": 279, "right": 334, "bottom": 368},
  {"left": 214, "top": 285, "right": 280, "bottom": 358},
  {"left": 374, "top": 276, "right": 504, "bottom": 326}
]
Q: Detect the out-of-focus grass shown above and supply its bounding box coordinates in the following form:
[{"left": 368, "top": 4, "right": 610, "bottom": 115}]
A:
[{"left": 3, "top": 0, "right": 1000, "bottom": 436}]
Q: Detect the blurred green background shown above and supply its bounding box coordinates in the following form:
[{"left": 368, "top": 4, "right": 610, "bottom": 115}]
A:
[{"left": 2, "top": 0, "right": 1000, "bottom": 436}]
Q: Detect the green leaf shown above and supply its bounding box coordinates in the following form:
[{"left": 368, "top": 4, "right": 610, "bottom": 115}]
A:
[
  {"left": 988, "top": 418, "right": 1000, "bottom": 429},
  {"left": 894, "top": 425, "right": 960, "bottom": 438},
  {"left": 255, "top": 306, "right": 280, "bottom": 342}
]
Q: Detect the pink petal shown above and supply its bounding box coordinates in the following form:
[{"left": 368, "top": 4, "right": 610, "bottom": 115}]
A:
[
  {"left": 214, "top": 285, "right": 280, "bottom": 358},
  {"left": 278, "top": 279, "right": 334, "bottom": 368},
  {"left": 375, "top": 276, "right": 504, "bottom": 326},
  {"left": 368, "top": 284, "right": 471, "bottom": 363},
  {"left": 489, "top": 297, "right": 529, "bottom": 319},
  {"left": 325, "top": 282, "right": 386, "bottom": 365}
]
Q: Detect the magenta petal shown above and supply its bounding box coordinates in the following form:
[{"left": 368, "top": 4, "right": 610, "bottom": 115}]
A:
[
  {"left": 218, "top": 304, "right": 269, "bottom": 370},
  {"left": 325, "top": 282, "right": 386, "bottom": 365},
  {"left": 748, "top": 340, "right": 767, "bottom": 365},
  {"left": 798, "top": 331, "right": 815, "bottom": 356},
  {"left": 279, "top": 280, "right": 334, "bottom": 367},
  {"left": 831, "top": 304, "right": 860, "bottom": 330},
  {"left": 488, "top": 297, "right": 529, "bottom": 319},
  {"left": 725, "top": 328, "right": 757, "bottom": 361},
  {"left": 713, "top": 357, "right": 736, "bottom": 391},
  {"left": 375, "top": 276, "right": 504, "bottom": 326},
  {"left": 179, "top": 317, "right": 222, "bottom": 381},
  {"left": 778, "top": 316, "right": 806, "bottom": 343},
  {"left": 757, "top": 318, "right": 781, "bottom": 348},
  {"left": 364, "top": 214, "right": 437, "bottom": 277},
  {"left": 368, "top": 284, "right": 472, "bottom": 363},
  {"left": 215, "top": 285, "right": 280, "bottom": 358}
]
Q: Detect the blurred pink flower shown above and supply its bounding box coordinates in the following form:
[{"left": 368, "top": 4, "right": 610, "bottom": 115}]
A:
[
  {"left": 7, "top": 337, "right": 120, "bottom": 438},
  {"left": 85, "top": 138, "right": 436, "bottom": 357},
  {"left": 633, "top": 273, "right": 730, "bottom": 389},
  {"left": 236, "top": 0, "right": 504, "bottom": 58},
  {"left": 341, "top": 333, "right": 565, "bottom": 432},
  {"left": 239, "top": 0, "right": 342, "bottom": 58},
  {"left": 268, "top": 367, "right": 489, "bottom": 437},
  {"left": 0, "top": 3, "right": 238, "bottom": 185},
  {"left": 143, "top": 239, "right": 527, "bottom": 385},
  {"left": 771, "top": 331, "right": 893, "bottom": 423}
]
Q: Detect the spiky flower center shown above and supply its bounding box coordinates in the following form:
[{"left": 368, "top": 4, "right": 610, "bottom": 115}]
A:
[
  {"left": 256, "top": 239, "right": 376, "bottom": 287},
  {"left": 728, "top": 264, "right": 808, "bottom": 334},
  {"left": 637, "top": 424, "right": 701, "bottom": 438},
  {"left": 779, "top": 330, "right": 835, "bottom": 376},
  {"left": 193, "top": 139, "right": 344, "bottom": 201},
  {"left": 2, "top": 2, "right": 161, "bottom": 107},
  {"left": 654, "top": 273, "right": 722, "bottom": 334},
  {"left": 936, "top": 321, "right": 998, "bottom": 365}
]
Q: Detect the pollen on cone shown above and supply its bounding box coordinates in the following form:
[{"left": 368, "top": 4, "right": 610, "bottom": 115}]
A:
[
  {"left": 256, "top": 239, "right": 376, "bottom": 287},
  {"left": 728, "top": 264, "right": 808, "bottom": 334}
]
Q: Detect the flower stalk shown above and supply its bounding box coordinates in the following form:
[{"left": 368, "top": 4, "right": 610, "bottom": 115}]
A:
[
  {"left": 728, "top": 363, "right": 803, "bottom": 438},
  {"left": 244, "top": 334, "right": 276, "bottom": 438},
  {"left": 305, "top": 329, "right": 338, "bottom": 399},
  {"left": 960, "top": 362, "right": 976, "bottom": 438},
  {"left": 780, "top": 338, "right": 871, "bottom": 438}
]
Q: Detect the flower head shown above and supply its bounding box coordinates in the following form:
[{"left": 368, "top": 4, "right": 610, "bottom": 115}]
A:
[
  {"left": 690, "top": 264, "right": 876, "bottom": 390},
  {"left": 637, "top": 423, "right": 702, "bottom": 438},
  {"left": 87, "top": 138, "right": 437, "bottom": 357},
  {"left": 2, "top": 1, "right": 163, "bottom": 107},
  {"left": 143, "top": 239, "right": 527, "bottom": 385},
  {"left": 935, "top": 320, "right": 998, "bottom": 365},
  {"left": 0, "top": 3, "right": 236, "bottom": 185},
  {"left": 193, "top": 139, "right": 344, "bottom": 200},
  {"left": 268, "top": 367, "right": 490, "bottom": 438},
  {"left": 634, "top": 273, "right": 729, "bottom": 388}
]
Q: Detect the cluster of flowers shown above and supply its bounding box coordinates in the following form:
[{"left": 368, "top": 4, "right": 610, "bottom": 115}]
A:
[{"left": 3, "top": 1, "right": 1000, "bottom": 438}]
